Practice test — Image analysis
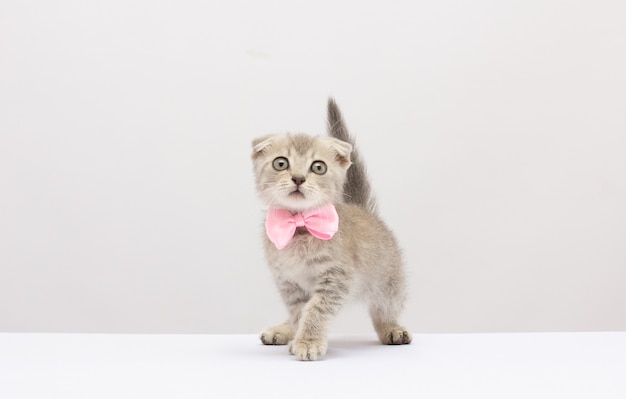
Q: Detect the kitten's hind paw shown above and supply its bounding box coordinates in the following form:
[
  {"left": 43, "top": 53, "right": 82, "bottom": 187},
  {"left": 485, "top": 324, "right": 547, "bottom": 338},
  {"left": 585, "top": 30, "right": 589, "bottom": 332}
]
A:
[
  {"left": 260, "top": 322, "right": 293, "bottom": 345},
  {"left": 379, "top": 327, "right": 412, "bottom": 345}
]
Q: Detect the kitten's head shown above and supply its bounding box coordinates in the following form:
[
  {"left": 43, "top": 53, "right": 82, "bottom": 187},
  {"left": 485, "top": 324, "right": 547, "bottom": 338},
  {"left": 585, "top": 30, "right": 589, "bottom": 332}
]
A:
[{"left": 251, "top": 133, "right": 353, "bottom": 212}]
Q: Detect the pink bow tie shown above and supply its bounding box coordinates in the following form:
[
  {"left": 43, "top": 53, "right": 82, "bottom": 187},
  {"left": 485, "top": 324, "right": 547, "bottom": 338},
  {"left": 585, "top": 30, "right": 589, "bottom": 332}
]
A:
[{"left": 265, "top": 203, "right": 339, "bottom": 249}]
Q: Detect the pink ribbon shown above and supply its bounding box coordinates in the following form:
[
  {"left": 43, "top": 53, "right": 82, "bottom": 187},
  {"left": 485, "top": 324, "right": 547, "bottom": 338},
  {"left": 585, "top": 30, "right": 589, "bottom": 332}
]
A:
[{"left": 265, "top": 203, "right": 339, "bottom": 249}]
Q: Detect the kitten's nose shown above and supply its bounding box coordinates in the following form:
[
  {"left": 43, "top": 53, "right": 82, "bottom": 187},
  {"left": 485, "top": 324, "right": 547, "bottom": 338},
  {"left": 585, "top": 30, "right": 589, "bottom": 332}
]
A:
[{"left": 292, "top": 175, "right": 306, "bottom": 186}]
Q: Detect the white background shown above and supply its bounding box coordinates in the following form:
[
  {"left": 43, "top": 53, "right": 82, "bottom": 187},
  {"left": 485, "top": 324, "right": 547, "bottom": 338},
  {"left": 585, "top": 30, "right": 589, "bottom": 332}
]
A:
[
  {"left": 1, "top": 0, "right": 624, "bottom": 333},
  {"left": 3, "top": 333, "right": 625, "bottom": 399}
]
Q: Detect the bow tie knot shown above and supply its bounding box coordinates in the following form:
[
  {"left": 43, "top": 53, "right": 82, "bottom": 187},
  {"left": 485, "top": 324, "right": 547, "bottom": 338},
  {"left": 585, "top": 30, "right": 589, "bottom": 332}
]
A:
[
  {"left": 293, "top": 213, "right": 306, "bottom": 228},
  {"left": 265, "top": 203, "right": 339, "bottom": 249}
]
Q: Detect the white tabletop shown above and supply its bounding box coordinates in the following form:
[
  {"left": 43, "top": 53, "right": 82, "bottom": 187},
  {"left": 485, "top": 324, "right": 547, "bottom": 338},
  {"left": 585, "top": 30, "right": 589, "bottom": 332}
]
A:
[{"left": 1, "top": 332, "right": 625, "bottom": 398}]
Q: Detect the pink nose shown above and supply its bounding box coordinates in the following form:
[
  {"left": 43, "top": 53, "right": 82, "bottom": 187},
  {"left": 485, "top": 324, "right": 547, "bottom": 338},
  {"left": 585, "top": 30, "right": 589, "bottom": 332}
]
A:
[{"left": 292, "top": 176, "right": 306, "bottom": 185}]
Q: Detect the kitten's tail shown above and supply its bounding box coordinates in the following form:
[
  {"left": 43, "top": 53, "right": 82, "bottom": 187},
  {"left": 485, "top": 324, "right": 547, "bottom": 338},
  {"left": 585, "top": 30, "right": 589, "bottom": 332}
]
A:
[{"left": 327, "top": 98, "right": 377, "bottom": 213}]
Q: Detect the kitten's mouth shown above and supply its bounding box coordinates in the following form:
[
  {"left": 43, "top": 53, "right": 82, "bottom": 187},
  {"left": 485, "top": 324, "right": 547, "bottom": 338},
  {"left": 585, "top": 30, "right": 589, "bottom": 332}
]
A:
[{"left": 288, "top": 189, "right": 305, "bottom": 199}]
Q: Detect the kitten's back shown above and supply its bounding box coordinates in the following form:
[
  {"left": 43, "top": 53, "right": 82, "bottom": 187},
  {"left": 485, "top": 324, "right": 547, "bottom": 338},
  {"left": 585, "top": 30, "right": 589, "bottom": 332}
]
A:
[{"left": 327, "top": 98, "right": 377, "bottom": 214}]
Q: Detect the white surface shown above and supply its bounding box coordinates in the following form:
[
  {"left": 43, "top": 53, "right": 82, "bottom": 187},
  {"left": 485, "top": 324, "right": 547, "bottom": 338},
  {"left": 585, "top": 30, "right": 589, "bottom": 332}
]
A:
[
  {"left": 1, "top": 333, "right": 625, "bottom": 399},
  {"left": 1, "top": 0, "right": 626, "bottom": 334}
]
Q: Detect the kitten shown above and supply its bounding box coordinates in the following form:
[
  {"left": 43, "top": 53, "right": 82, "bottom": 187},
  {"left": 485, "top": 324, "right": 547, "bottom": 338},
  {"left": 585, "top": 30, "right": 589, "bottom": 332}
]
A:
[{"left": 251, "top": 99, "right": 411, "bottom": 361}]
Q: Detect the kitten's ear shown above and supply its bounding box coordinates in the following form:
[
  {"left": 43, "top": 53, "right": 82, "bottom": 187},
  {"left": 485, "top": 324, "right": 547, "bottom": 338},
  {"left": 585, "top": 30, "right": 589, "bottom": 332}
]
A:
[
  {"left": 328, "top": 137, "right": 353, "bottom": 168},
  {"left": 251, "top": 135, "right": 274, "bottom": 159}
]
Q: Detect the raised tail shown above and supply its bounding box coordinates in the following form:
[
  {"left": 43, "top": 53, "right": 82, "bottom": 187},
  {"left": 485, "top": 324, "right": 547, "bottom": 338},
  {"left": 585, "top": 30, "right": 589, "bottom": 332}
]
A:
[{"left": 327, "top": 98, "right": 377, "bottom": 213}]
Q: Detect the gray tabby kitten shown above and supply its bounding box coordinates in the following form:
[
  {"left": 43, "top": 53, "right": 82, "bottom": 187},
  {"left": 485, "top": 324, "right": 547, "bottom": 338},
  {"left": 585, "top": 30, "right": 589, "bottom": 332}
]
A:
[{"left": 251, "top": 99, "right": 411, "bottom": 361}]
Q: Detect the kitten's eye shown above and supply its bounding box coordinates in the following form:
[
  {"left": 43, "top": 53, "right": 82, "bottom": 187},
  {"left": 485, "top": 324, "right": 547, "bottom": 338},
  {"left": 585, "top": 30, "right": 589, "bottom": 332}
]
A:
[
  {"left": 310, "top": 161, "right": 327, "bottom": 175},
  {"left": 272, "top": 157, "right": 289, "bottom": 171}
]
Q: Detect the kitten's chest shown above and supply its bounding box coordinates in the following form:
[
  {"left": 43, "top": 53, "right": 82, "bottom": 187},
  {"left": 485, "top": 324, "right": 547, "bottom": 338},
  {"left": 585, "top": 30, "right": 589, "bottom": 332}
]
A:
[{"left": 266, "top": 234, "right": 330, "bottom": 291}]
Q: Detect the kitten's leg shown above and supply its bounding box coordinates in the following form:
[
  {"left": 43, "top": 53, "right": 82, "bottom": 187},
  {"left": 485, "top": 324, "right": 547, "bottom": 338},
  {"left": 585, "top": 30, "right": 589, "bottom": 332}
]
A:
[
  {"left": 289, "top": 266, "right": 350, "bottom": 361},
  {"left": 369, "top": 303, "right": 412, "bottom": 345},
  {"left": 260, "top": 280, "right": 309, "bottom": 345},
  {"left": 369, "top": 277, "right": 412, "bottom": 345}
]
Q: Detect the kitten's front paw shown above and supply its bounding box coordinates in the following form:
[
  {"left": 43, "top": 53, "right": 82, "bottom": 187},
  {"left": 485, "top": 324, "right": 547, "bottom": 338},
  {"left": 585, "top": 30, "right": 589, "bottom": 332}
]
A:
[
  {"left": 260, "top": 322, "right": 293, "bottom": 345},
  {"left": 379, "top": 327, "right": 412, "bottom": 345},
  {"left": 288, "top": 338, "right": 327, "bottom": 361}
]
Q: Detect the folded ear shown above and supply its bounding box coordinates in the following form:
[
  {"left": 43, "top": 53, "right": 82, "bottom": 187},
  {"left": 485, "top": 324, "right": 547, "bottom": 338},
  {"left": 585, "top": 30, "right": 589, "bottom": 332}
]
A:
[
  {"left": 251, "top": 135, "right": 275, "bottom": 159},
  {"left": 327, "top": 137, "right": 353, "bottom": 168}
]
